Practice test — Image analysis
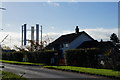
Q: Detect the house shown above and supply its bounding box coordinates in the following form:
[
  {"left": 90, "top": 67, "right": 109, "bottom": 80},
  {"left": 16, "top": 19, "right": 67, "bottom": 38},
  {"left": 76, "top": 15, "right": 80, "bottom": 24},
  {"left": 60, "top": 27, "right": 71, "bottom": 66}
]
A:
[{"left": 46, "top": 26, "right": 94, "bottom": 56}]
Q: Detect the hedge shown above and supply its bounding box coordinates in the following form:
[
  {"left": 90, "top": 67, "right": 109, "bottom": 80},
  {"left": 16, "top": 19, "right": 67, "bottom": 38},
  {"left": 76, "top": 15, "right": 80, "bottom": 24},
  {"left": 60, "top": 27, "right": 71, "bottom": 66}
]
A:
[
  {"left": 65, "top": 48, "right": 101, "bottom": 68},
  {"left": 2, "top": 50, "right": 57, "bottom": 65}
]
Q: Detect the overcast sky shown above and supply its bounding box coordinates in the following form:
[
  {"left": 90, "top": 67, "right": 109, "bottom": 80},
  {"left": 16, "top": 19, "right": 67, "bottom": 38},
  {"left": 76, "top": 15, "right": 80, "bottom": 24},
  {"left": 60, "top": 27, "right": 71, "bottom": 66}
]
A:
[{"left": 0, "top": 0, "right": 119, "bottom": 49}]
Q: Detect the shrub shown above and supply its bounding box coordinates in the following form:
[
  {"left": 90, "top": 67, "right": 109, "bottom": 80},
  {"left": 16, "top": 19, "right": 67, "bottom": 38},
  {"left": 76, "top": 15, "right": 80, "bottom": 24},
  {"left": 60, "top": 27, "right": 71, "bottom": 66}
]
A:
[
  {"left": 65, "top": 48, "right": 100, "bottom": 68},
  {"left": 2, "top": 50, "right": 57, "bottom": 65}
]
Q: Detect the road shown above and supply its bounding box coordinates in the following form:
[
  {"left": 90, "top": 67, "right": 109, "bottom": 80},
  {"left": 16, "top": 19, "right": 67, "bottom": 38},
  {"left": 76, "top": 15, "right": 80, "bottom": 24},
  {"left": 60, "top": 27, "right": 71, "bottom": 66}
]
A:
[{"left": 1, "top": 63, "right": 116, "bottom": 80}]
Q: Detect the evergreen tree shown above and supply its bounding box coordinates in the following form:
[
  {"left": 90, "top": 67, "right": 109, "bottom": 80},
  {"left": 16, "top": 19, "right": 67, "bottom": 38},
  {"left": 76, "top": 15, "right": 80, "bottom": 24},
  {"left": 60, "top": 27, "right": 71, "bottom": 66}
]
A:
[{"left": 110, "top": 33, "right": 119, "bottom": 43}]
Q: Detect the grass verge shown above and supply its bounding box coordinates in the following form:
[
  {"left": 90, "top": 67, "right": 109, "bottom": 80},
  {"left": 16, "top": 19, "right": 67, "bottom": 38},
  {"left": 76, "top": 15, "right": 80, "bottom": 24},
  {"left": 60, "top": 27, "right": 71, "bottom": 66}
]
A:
[
  {"left": 0, "top": 70, "right": 27, "bottom": 80},
  {"left": 44, "top": 66, "right": 120, "bottom": 78},
  {"left": 0, "top": 60, "right": 45, "bottom": 66}
]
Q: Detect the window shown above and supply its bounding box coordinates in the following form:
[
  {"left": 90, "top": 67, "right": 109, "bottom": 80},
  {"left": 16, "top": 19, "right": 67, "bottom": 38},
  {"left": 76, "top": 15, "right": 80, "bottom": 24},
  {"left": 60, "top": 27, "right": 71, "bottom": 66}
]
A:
[{"left": 65, "top": 43, "right": 69, "bottom": 48}]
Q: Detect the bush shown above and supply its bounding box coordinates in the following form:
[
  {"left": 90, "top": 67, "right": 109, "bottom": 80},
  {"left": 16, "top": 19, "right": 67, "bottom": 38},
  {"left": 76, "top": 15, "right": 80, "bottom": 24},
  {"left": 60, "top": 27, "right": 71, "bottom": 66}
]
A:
[
  {"left": 65, "top": 48, "right": 100, "bottom": 68},
  {"left": 2, "top": 50, "right": 57, "bottom": 65}
]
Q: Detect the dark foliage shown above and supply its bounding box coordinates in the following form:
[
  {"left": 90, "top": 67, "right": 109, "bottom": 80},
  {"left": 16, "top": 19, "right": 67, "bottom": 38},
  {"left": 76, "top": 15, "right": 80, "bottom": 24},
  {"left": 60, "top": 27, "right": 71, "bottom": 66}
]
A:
[
  {"left": 65, "top": 48, "right": 100, "bottom": 68},
  {"left": 110, "top": 33, "right": 119, "bottom": 43},
  {"left": 2, "top": 50, "right": 57, "bottom": 65}
]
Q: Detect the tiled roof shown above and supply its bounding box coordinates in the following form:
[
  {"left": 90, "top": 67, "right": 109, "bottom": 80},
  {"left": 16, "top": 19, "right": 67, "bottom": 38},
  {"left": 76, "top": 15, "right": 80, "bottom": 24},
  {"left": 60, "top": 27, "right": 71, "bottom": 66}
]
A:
[
  {"left": 77, "top": 41, "right": 115, "bottom": 49},
  {"left": 77, "top": 40, "right": 98, "bottom": 48},
  {"left": 51, "top": 31, "right": 94, "bottom": 45}
]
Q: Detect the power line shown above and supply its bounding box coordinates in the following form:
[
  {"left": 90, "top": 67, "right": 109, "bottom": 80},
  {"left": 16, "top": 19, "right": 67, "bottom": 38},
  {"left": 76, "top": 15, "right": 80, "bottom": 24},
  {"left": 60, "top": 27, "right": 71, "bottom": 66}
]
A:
[{"left": 0, "top": 34, "right": 9, "bottom": 44}]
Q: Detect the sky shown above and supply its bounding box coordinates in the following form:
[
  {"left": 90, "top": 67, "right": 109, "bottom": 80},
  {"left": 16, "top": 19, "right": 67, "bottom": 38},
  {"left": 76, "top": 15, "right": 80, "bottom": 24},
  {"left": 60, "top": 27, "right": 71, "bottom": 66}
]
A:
[{"left": 0, "top": 0, "right": 119, "bottom": 49}]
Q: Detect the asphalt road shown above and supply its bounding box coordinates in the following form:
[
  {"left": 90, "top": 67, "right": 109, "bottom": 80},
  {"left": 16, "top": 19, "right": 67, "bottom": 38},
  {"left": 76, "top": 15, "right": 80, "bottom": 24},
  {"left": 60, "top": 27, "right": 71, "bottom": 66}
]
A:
[{"left": 1, "top": 63, "right": 116, "bottom": 80}]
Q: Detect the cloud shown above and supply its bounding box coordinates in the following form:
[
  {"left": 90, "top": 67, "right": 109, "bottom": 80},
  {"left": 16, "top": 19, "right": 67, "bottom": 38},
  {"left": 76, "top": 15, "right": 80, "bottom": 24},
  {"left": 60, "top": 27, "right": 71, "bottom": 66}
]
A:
[
  {"left": 43, "top": 32, "right": 61, "bottom": 42},
  {"left": 1, "top": 0, "right": 119, "bottom": 2},
  {"left": 0, "top": 31, "right": 21, "bottom": 49},
  {"left": 47, "top": 2, "right": 60, "bottom": 7},
  {"left": 51, "top": 26, "right": 55, "bottom": 29},
  {"left": 59, "top": 28, "right": 118, "bottom": 41},
  {"left": 43, "top": 28, "right": 118, "bottom": 42},
  {"left": 5, "top": 24, "right": 11, "bottom": 27},
  {"left": 118, "top": 28, "right": 120, "bottom": 39},
  {"left": 70, "top": 0, "right": 75, "bottom": 2},
  {"left": 0, "top": 31, "right": 61, "bottom": 49},
  {"left": 0, "top": 28, "right": 118, "bottom": 49},
  {"left": 81, "top": 28, "right": 118, "bottom": 41}
]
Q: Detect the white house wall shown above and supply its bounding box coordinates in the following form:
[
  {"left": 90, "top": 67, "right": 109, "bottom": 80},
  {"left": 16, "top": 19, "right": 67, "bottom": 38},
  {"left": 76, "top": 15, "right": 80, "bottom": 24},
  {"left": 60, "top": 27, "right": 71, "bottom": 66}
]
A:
[
  {"left": 69, "top": 33, "right": 93, "bottom": 49},
  {"left": 62, "top": 33, "right": 93, "bottom": 53}
]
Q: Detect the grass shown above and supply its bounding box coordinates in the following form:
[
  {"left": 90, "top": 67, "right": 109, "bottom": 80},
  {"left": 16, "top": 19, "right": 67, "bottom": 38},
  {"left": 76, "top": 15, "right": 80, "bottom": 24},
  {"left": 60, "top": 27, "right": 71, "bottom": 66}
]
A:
[
  {"left": 0, "top": 70, "right": 27, "bottom": 80},
  {"left": 1, "top": 60, "right": 120, "bottom": 78},
  {"left": 0, "top": 60, "right": 45, "bottom": 66},
  {"left": 44, "top": 66, "right": 120, "bottom": 78}
]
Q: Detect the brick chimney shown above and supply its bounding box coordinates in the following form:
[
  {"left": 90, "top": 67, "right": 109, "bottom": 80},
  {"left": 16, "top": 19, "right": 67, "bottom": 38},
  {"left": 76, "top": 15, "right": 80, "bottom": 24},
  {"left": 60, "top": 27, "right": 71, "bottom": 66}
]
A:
[{"left": 75, "top": 26, "right": 79, "bottom": 34}]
